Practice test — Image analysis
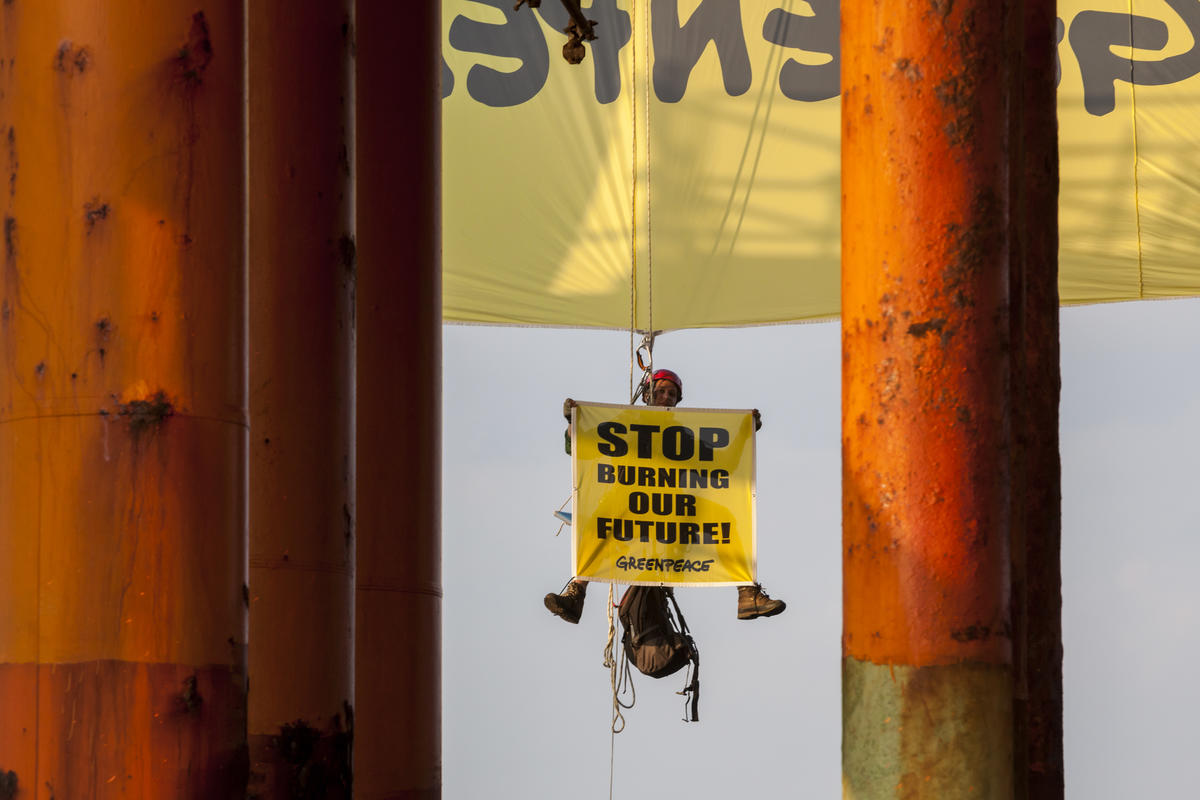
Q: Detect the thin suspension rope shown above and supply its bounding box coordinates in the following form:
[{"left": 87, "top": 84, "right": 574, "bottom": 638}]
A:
[
  {"left": 615, "top": 4, "right": 642, "bottom": 793},
  {"left": 642, "top": 0, "right": 653, "bottom": 346},
  {"left": 628, "top": 0, "right": 640, "bottom": 402},
  {"left": 1126, "top": 0, "right": 1146, "bottom": 298},
  {"left": 605, "top": 587, "right": 619, "bottom": 800},
  {"left": 605, "top": 582, "right": 637, "bottom": 799},
  {"left": 613, "top": 4, "right": 663, "bottom": 793}
]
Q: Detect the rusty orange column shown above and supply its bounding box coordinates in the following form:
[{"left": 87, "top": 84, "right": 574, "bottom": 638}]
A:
[
  {"left": 354, "top": 2, "right": 442, "bottom": 798},
  {"left": 247, "top": 2, "right": 355, "bottom": 798},
  {"left": 0, "top": 3, "right": 247, "bottom": 798},
  {"left": 842, "top": 1, "right": 1027, "bottom": 796}
]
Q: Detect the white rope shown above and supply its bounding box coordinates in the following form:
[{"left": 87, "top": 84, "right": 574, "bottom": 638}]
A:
[
  {"left": 642, "top": 0, "right": 653, "bottom": 347},
  {"left": 604, "top": 582, "right": 624, "bottom": 799},
  {"left": 611, "top": 5, "right": 652, "bottom": 793},
  {"left": 627, "top": 0, "right": 640, "bottom": 403}
]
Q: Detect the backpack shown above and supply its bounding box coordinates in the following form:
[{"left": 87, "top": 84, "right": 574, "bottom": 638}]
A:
[{"left": 617, "top": 585, "right": 701, "bottom": 721}]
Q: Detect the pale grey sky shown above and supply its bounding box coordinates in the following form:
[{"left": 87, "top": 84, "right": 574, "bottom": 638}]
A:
[{"left": 441, "top": 296, "right": 1200, "bottom": 799}]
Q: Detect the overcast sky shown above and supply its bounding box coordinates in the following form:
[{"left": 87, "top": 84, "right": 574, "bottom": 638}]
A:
[{"left": 441, "top": 296, "right": 1200, "bottom": 799}]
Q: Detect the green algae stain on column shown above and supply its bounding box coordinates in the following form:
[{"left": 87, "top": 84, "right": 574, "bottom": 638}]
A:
[{"left": 844, "top": 658, "right": 1013, "bottom": 799}]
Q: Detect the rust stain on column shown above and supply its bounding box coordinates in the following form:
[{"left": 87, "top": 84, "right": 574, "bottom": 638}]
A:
[
  {"left": 0, "top": 2, "right": 247, "bottom": 797},
  {"left": 247, "top": 1, "right": 356, "bottom": 798},
  {"left": 355, "top": 2, "right": 442, "bottom": 798},
  {"left": 842, "top": 0, "right": 1013, "bottom": 669},
  {"left": 842, "top": 0, "right": 1031, "bottom": 795}
]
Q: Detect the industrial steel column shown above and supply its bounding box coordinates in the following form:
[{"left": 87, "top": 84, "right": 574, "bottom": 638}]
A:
[
  {"left": 247, "top": 2, "right": 355, "bottom": 797},
  {"left": 1009, "top": 2, "right": 1063, "bottom": 797},
  {"left": 355, "top": 2, "right": 442, "bottom": 798},
  {"left": 841, "top": 1, "right": 1057, "bottom": 796},
  {"left": 0, "top": 3, "right": 247, "bottom": 797}
]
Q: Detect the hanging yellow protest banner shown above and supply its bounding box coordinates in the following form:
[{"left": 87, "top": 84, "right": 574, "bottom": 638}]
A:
[
  {"left": 442, "top": 0, "right": 1200, "bottom": 329},
  {"left": 571, "top": 402, "right": 756, "bottom": 586}
]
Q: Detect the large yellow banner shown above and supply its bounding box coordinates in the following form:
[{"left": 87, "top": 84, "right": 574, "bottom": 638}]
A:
[
  {"left": 443, "top": 0, "right": 1200, "bottom": 329},
  {"left": 571, "top": 403, "right": 756, "bottom": 585}
]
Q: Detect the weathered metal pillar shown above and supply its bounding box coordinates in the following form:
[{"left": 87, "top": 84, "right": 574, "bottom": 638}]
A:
[
  {"left": 247, "top": 2, "right": 355, "bottom": 797},
  {"left": 841, "top": 0, "right": 1054, "bottom": 796},
  {"left": 1008, "top": 2, "right": 1063, "bottom": 797},
  {"left": 354, "top": 2, "right": 442, "bottom": 798},
  {"left": 0, "top": 3, "right": 247, "bottom": 797}
]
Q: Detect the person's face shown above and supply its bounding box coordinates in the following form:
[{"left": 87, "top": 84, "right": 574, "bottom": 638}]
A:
[{"left": 651, "top": 379, "right": 680, "bottom": 408}]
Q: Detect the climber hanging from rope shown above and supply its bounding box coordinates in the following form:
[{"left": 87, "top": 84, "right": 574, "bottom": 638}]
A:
[
  {"left": 514, "top": 0, "right": 598, "bottom": 65},
  {"left": 544, "top": 367, "right": 787, "bottom": 623}
]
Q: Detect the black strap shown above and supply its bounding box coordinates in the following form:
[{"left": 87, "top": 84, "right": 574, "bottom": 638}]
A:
[
  {"left": 665, "top": 587, "right": 690, "bottom": 635},
  {"left": 665, "top": 588, "right": 700, "bottom": 722},
  {"left": 687, "top": 651, "right": 700, "bottom": 722}
]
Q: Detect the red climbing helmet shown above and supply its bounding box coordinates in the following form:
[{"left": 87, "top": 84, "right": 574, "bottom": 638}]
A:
[{"left": 651, "top": 368, "right": 682, "bottom": 401}]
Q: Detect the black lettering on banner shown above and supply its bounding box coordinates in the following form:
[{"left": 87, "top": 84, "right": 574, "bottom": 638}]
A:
[
  {"left": 598, "top": 421, "right": 629, "bottom": 457},
  {"left": 599, "top": 467, "right": 734, "bottom": 488},
  {"left": 762, "top": 0, "right": 839, "bottom": 102},
  {"left": 448, "top": 0, "right": 549, "bottom": 107},
  {"left": 601, "top": 516, "right": 730, "bottom": 545},
  {"left": 1056, "top": 17, "right": 1065, "bottom": 88},
  {"left": 442, "top": 57, "right": 455, "bottom": 99},
  {"left": 652, "top": 0, "right": 752, "bottom": 102},
  {"left": 589, "top": 411, "right": 743, "bottom": 563},
  {"left": 611, "top": 556, "right": 716, "bottom": 573},
  {"left": 623, "top": 491, "right": 700, "bottom": 516},
  {"left": 662, "top": 425, "right": 695, "bottom": 460},
  {"left": 535, "top": 0, "right": 633, "bottom": 103},
  {"left": 614, "top": 519, "right": 633, "bottom": 541},
  {"left": 629, "top": 423, "right": 660, "bottom": 458},
  {"left": 442, "top": 5, "right": 1200, "bottom": 115},
  {"left": 676, "top": 494, "right": 697, "bottom": 517},
  {"left": 697, "top": 427, "right": 729, "bottom": 461},
  {"left": 1069, "top": 0, "right": 1200, "bottom": 115}
]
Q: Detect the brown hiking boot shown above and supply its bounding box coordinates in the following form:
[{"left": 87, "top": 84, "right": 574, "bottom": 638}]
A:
[
  {"left": 544, "top": 580, "right": 587, "bottom": 624},
  {"left": 737, "top": 584, "right": 786, "bottom": 620}
]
